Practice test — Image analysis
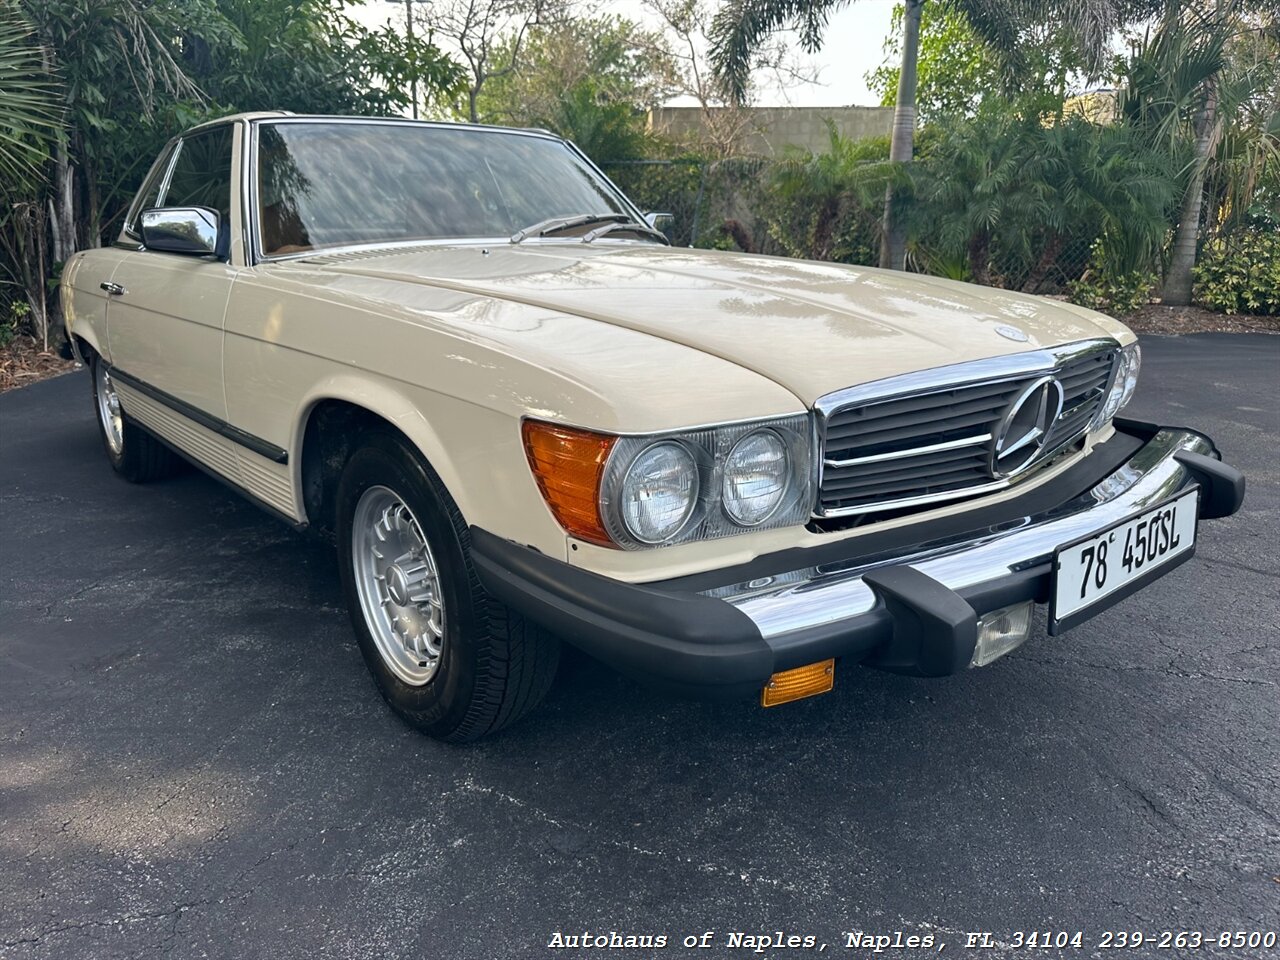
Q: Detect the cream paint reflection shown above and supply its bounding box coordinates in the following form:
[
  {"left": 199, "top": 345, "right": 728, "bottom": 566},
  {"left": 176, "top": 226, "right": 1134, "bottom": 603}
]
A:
[
  {"left": 260, "top": 245, "right": 1128, "bottom": 414},
  {"left": 263, "top": 301, "right": 285, "bottom": 343}
]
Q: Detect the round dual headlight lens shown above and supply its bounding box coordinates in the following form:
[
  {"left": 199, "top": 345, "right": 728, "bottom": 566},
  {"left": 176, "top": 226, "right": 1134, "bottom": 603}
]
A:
[
  {"left": 722, "top": 430, "right": 790, "bottom": 526},
  {"left": 1118, "top": 342, "right": 1141, "bottom": 409},
  {"left": 1096, "top": 343, "right": 1142, "bottom": 426},
  {"left": 620, "top": 441, "right": 699, "bottom": 543}
]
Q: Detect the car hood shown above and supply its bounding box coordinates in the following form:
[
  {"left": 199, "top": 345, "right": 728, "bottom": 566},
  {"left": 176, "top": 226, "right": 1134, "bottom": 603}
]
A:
[{"left": 291, "top": 243, "right": 1130, "bottom": 406}]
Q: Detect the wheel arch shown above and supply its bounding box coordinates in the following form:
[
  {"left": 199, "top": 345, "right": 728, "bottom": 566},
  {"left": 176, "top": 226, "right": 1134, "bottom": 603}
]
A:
[
  {"left": 72, "top": 331, "right": 105, "bottom": 364},
  {"left": 293, "top": 381, "right": 471, "bottom": 535}
]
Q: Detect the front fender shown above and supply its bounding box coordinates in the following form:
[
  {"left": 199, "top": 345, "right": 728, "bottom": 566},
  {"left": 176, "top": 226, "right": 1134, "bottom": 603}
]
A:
[{"left": 291, "top": 374, "right": 570, "bottom": 561}]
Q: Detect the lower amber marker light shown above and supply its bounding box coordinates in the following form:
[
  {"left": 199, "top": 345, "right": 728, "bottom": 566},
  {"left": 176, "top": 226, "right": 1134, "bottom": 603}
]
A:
[{"left": 761, "top": 658, "right": 835, "bottom": 707}]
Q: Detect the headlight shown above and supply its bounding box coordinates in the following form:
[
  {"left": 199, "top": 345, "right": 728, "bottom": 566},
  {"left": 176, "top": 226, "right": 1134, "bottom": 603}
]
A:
[
  {"left": 524, "top": 414, "right": 814, "bottom": 549},
  {"left": 722, "top": 430, "right": 789, "bottom": 525},
  {"left": 619, "top": 441, "right": 699, "bottom": 543},
  {"left": 1094, "top": 342, "right": 1142, "bottom": 428}
]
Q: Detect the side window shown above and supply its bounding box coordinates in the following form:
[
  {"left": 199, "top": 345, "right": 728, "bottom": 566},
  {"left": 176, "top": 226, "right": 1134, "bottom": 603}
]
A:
[
  {"left": 163, "top": 126, "right": 234, "bottom": 220},
  {"left": 123, "top": 143, "right": 176, "bottom": 240}
]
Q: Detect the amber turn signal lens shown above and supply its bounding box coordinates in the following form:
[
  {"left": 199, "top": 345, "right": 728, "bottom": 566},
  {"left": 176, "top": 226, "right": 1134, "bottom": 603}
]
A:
[
  {"left": 761, "top": 658, "right": 835, "bottom": 707},
  {"left": 522, "top": 420, "right": 617, "bottom": 546}
]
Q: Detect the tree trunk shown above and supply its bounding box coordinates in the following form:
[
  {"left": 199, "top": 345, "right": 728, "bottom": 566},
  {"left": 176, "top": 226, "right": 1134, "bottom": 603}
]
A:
[
  {"left": 468, "top": 85, "right": 480, "bottom": 123},
  {"left": 1161, "top": 81, "right": 1218, "bottom": 306},
  {"left": 722, "top": 218, "right": 755, "bottom": 253},
  {"left": 84, "top": 154, "right": 102, "bottom": 248},
  {"left": 813, "top": 196, "right": 840, "bottom": 260},
  {"left": 52, "top": 136, "right": 76, "bottom": 262},
  {"left": 1022, "top": 233, "right": 1064, "bottom": 293},
  {"left": 878, "top": 0, "right": 923, "bottom": 272},
  {"left": 968, "top": 230, "right": 991, "bottom": 286}
]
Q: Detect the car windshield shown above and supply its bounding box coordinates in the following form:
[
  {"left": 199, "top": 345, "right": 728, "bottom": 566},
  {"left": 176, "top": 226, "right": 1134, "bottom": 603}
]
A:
[{"left": 255, "top": 121, "right": 634, "bottom": 256}]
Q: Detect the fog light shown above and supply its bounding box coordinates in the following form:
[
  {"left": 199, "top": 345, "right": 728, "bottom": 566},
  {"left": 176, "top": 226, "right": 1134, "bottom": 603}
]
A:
[
  {"left": 971, "top": 602, "right": 1035, "bottom": 667},
  {"left": 761, "top": 659, "right": 835, "bottom": 707}
]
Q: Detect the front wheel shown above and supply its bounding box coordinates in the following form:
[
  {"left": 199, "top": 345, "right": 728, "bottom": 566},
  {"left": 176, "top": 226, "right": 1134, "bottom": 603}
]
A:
[
  {"left": 91, "top": 355, "right": 183, "bottom": 483},
  {"left": 335, "top": 430, "right": 559, "bottom": 742}
]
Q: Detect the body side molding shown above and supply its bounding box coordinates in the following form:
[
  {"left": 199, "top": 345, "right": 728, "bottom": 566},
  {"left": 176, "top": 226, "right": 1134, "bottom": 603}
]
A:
[{"left": 109, "top": 364, "right": 289, "bottom": 464}]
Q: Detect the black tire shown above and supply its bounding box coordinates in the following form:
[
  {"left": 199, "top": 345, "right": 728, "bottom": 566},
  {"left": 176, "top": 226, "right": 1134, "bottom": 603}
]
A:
[
  {"left": 90, "top": 355, "right": 184, "bottom": 483},
  {"left": 335, "top": 428, "right": 560, "bottom": 742}
]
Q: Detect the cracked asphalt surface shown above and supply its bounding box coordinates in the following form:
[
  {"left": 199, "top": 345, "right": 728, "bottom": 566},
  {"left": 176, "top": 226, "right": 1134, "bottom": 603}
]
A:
[{"left": 2, "top": 333, "right": 1277, "bottom": 959}]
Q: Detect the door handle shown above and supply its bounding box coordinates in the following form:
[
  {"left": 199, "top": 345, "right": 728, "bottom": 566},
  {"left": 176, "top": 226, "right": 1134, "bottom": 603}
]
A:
[{"left": 100, "top": 281, "right": 125, "bottom": 296}]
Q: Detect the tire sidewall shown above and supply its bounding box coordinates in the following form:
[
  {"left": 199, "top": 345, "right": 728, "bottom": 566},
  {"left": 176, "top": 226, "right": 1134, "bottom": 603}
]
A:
[{"left": 336, "top": 433, "right": 482, "bottom": 736}]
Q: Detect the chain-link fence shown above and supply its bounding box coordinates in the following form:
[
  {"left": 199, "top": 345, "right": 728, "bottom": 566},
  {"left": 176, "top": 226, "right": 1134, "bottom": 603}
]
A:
[
  {"left": 601, "top": 157, "right": 772, "bottom": 251},
  {"left": 604, "top": 156, "right": 1120, "bottom": 300}
]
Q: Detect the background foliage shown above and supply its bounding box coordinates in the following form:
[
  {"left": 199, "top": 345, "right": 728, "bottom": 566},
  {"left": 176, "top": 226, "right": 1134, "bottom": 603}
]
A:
[{"left": 2, "top": 0, "right": 1278, "bottom": 355}]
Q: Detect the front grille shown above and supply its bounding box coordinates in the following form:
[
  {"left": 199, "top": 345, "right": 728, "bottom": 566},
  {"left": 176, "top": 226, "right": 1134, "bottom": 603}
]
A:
[{"left": 817, "top": 341, "right": 1116, "bottom": 518}]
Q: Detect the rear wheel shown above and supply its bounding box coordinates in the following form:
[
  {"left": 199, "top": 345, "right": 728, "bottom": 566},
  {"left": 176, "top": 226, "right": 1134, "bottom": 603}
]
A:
[
  {"left": 336, "top": 429, "right": 559, "bottom": 742},
  {"left": 91, "top": 356, "right": 183, "bottom": 483}
]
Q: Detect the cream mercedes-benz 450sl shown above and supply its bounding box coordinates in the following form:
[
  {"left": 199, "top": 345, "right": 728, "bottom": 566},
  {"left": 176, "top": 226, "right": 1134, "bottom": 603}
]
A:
[{"left": 62, "top": 113, "right": 1245, "bottom": 741}]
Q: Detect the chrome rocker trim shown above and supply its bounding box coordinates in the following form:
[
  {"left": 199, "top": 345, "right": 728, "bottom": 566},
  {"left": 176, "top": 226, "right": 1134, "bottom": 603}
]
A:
[{"left": 718, "top": 427, "right": 1220, "bottom": 643}]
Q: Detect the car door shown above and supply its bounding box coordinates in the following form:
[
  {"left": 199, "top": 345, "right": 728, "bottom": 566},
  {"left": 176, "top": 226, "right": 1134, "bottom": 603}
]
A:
[{"left": 105, "top": 124, "right": 243, "bottom": 483}]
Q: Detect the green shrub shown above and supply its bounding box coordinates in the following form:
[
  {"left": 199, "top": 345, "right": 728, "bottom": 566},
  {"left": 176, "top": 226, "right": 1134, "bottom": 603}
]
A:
[
  {"left": 1193, "top": 232, "right": 1280, "bottom": 315},
  {"left": 0, "top": 301, "right": 28, "bottom": 349},
  {"left": 1067, "top": 269, "right": 1156, "bottom": 318}
]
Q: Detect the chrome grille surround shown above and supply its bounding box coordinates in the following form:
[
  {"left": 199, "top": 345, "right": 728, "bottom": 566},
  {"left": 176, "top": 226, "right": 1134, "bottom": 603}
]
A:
[{"left": 814, "top": 339, "right": 1119, "bottom": 518}]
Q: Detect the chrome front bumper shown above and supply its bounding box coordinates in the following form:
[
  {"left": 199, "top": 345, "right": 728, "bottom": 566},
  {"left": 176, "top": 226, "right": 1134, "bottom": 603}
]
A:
[
  {"left": 473, "top": 423, "right": 1244, "bottom": 697},
  {"left": 718, "top": 427, "right": 1229, "bottom": 647}
]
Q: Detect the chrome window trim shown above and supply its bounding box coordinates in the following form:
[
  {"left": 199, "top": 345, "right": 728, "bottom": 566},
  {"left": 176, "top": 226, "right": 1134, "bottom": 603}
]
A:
[
  {"left": 122, "top": 140, "right": 180, "bottom": 241},
  {"left": 245, "top": 117, "right": 646, "bottom": 265},
  {"left": 157, "top": 139, "right": 184, "bottom": 206},
  {"left": 813, "top": 338, "right": 1119, "bottom": 519},
  {"left": 253, "top": 235, "right": 667, "bottom": 266},
  {"left": 236, "top": 118, "right": 253, "bottom": 266}
]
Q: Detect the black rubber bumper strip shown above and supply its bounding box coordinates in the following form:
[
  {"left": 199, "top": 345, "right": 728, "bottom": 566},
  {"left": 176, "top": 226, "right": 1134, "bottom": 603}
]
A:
[
  {"left": 1100, "top": 419, "right": 1243, "bottom": 518},
  {"left": 468, "top": 422, "right": 1241, "bottom": 693},
  {"left": 1174, "top": 450, "right": 1246, "bottom": 519},
  {"left": 471, "top": 526, "right": 1003, "bottom": 687},
  {"left": 469, "top": 527, "right": 774, "bottom": 695},
  {"left": 862, "top": 567, "right": 978, "bottom": 677}
]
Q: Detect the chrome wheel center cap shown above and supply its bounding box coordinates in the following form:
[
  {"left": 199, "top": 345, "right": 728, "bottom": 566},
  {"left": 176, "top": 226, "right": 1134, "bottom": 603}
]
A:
[
  {"left": 384, "top": 564, "right": 410, "bottom": 606},
  {"left": 352, "top": 486, "right": 446, "bottom": 687}
]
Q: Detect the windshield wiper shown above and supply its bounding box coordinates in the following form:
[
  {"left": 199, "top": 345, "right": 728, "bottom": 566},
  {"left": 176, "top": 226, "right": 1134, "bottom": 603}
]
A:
[
  {"left": 510, "top": 213, "right": 629, "bottom": 244},
  {"left": 580, "top": 221, "right": 670, "bottom": 245}
]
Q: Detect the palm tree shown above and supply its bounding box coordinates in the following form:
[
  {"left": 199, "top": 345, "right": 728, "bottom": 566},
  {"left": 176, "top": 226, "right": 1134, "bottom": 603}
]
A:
[
  {"left": 0, "top": 9, "right": 62, "bottom": 350},
  {"left": 1022, "top": 118, "right": 1176, "bottom": 293},
  {"left": 1124, "top": 0, "right": 1277, "bottom": 305},
  {"left": 0, "top": 9, "right": 61, "bottom": 191},
  {"left": 910, "top": 111, "right": 1050, "bottom": 285},
  {"left": 768, "top": 121, "right": 899, "bottom": 260},
  {"left": 709, "top": 0, "right": 1157, "bottom": 271}
]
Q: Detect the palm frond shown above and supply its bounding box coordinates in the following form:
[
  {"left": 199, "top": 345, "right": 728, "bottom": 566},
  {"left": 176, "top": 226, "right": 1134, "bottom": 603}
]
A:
[
  {"left": 0, "top": 9, "right": 62, "bottom": 190},
  {"left": 709, "top": 0, "right": 852, "bottom": 103}
]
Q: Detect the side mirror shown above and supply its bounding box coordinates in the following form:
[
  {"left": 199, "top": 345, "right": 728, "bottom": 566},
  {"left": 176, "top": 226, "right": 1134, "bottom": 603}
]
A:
[
  {"left": 644, "top": 211, "right": 675, "bottom": 238},
  {"left": 140, "top": 207, "right": 222, "bottom": 257}
]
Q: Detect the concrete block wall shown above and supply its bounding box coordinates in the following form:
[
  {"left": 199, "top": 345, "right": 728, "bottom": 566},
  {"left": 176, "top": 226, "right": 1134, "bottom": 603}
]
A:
[{"left": 648, "top": 105, "right": 894, "bottom": 156}]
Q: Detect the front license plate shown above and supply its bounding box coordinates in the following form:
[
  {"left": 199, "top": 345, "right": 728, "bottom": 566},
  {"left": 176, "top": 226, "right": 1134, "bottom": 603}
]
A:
[{"left": 1050, "top": 487, "right": 1200, "bottom": 634}]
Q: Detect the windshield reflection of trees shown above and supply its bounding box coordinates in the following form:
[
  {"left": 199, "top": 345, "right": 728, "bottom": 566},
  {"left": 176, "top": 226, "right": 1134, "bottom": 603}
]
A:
[{"left": 257, "top": 123, "right": 629, "bottom": 254}]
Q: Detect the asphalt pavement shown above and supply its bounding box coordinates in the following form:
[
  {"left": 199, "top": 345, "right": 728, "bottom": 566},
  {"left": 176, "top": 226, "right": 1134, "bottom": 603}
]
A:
[{"left": 1, "top": 333, "right": 1277, "bottom": 959}]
